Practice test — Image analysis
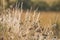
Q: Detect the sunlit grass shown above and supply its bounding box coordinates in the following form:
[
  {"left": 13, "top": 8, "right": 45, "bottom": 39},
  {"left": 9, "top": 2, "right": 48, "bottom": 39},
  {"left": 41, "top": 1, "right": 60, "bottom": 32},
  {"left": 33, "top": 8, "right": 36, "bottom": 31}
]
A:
[{"left": 0, "top": 2, "right": 60, "bottom": 40}]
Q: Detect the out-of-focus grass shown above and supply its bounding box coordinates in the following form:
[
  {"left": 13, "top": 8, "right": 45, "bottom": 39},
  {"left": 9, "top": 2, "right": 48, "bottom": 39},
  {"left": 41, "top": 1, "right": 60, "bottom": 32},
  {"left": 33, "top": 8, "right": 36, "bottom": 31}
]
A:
[
  {"left": 0, "top": 9, "right": 60, "bottom": 40},
  {"left": 0, "top": 23, "right": 7, "bottom": 40},
  {"left": 0, "top": 23, "right": 7, "bottom": 32},
  {"left": 52, "top": 21, "right": 60, "bottom": 38}
]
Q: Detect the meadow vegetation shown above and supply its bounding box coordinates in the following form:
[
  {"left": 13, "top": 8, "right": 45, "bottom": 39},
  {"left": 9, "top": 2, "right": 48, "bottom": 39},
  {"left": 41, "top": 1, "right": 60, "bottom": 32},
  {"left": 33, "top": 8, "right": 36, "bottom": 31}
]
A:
[
  {"left": 0, "top": 8, "right": 60, "bottom": 40},
  {"left": 0, "top": 0, "right": 60, "bottom": 40}
]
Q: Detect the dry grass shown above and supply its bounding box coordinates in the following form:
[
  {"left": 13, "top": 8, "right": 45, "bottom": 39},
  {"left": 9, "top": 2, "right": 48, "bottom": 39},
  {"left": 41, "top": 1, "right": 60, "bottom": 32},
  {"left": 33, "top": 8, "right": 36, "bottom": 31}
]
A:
[{"left": 0, "top": 8, "right": 60, "bottom": 40}]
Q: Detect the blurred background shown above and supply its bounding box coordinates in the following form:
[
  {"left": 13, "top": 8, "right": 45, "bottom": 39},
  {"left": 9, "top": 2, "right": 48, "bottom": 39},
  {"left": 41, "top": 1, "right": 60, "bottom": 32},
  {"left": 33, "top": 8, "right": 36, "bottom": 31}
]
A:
[{"left": 0, "top": 0, "right": 60, "bottom": 11}]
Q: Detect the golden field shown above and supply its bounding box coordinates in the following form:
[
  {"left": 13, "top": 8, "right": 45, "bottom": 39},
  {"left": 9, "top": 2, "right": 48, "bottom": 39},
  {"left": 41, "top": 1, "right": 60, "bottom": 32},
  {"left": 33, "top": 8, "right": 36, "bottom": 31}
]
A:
[{"left": 21, "top": 11, "right": 60, "bottom": 27}]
